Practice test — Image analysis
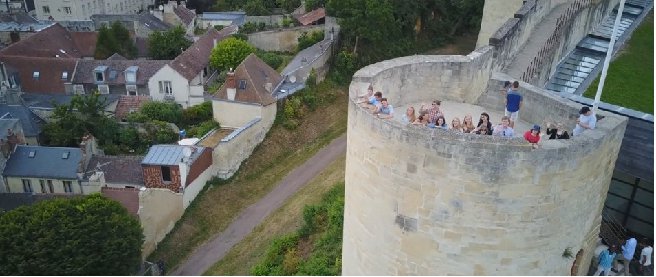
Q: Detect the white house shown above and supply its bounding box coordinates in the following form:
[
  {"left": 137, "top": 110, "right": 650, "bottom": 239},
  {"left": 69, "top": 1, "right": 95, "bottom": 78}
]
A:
[
  {"left": 199, "top": 12, "right": 245, "bottom": 30},
  {"left": 34, "top": 0, "right": 152, "bottom": 21},
  {"left": 149, "top": 26, "right": 236, "bottom": 108}
]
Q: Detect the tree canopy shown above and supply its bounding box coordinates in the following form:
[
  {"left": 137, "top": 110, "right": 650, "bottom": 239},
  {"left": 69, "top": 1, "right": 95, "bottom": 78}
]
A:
[
  {"left": 95, "top": 21, "right": 138, "bottom": 59},
  {"left": 0, "top": 194, "right": 144, "bottom": 275},
  {"left": 148, "top": 25, "right": 193, "bottom": 60},
  {"left": 209, "top": 37, "right": 256, "bottom": 72}
]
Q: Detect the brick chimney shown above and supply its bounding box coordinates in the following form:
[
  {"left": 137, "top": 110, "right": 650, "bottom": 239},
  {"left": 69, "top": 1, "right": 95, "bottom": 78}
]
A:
[
  {"left": 226, "top": 69, "right": 236, "bottom": 101},
  {"left": 79, "top": 134, "right": 98, "bottom": 171}
]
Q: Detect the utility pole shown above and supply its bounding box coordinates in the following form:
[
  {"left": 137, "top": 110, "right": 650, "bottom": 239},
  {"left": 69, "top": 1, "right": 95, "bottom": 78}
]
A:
[{"left": 592, "top": 0, "right": 626, "bottom": 113}]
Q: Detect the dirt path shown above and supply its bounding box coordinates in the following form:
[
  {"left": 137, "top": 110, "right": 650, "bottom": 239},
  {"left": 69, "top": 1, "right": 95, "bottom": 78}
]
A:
[{"left": 171, "top": 135, "right": 347, "bottom": 276}]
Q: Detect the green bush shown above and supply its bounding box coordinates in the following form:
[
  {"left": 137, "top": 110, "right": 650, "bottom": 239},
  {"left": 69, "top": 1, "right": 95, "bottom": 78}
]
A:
[
  {"left": 214, "top": 25, "right": 224, "bottom": 30},
  {"left": 181, "top": 101, "right": 213, "bottom": 127},
  {"left": 297, "top": 30, "right": 324, "bottom": 52},
  {"left": 240, "top": 22, "right": 258, "bottom": 34},
  {"left": 281, "top": 16, "right": 293, "bottom": 28},
  {"left": 251, "top": 183, "right": 344, "bottom": 276},
  {"left": 139, "top": 101, "right": 183, "bottom": 125},
  {"left": 187, "top": 120, "right": 220, "bottom": 138},
  {"left": 256, "top": 51, "right": 284, "bottom": 70},
  {"left": 330, "top": 50, "right": 357, "bottom": 85},
  {"left": 125, "top": 111, "right": 149, "bottom": 123}
]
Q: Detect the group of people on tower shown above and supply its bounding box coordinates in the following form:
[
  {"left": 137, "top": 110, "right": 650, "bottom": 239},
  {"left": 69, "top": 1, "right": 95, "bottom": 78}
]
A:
[{"left": 357, "top": 80, "right": 598, "bottom": 147}]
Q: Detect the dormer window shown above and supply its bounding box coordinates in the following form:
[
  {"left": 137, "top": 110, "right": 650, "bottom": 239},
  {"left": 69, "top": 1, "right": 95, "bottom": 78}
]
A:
[
  {"left": 94, "top": 65, "right": 108, "bottom": 83},
  {"left": 33, "top": 71, "right": 39, "bottom": 80},
  {"left": 125, "top": 66, "right": 138, "bottom": 84},
  {"left": 61, "top": 71, "right": 68, "bottom": 80}
]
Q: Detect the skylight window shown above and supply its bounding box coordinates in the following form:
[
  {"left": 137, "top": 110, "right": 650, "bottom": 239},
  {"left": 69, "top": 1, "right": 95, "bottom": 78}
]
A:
[{"left": 33, "top": 71, "right": 39, "bottom": 80}]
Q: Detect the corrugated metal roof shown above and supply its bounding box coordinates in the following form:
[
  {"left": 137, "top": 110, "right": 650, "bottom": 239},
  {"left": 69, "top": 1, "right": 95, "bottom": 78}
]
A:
[
  {"left": 2, "top": 145, "right": 82, "bottom": 179},
  {"left": 142, "top": 145, "right": 203, "bottom": 166}
]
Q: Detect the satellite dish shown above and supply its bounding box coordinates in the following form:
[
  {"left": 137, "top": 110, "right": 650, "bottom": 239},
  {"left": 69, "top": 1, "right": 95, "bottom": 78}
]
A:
[
  {"left": 183, "top": 147, "right": 192, "bottom": 158},
  {"left": 159, "top": 5, "right": 164, "bottom": 11},
  {"left": 289, "top": 75, "right": 296, "bottom": 83}
]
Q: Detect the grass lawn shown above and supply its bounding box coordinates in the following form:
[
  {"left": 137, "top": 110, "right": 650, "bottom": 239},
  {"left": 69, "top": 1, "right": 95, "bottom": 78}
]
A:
[
  {"left": 583, "top": 12, "right": 653, "bottom": 114},
  {"left": 146, "top": 81, "right": 348, "bottom": 271},
  {"left": 204, "top": 156, "right": 346, "bottom": 275}
]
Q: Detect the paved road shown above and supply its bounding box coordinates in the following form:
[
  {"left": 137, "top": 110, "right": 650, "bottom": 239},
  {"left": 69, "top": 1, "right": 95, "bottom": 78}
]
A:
[{"left": 171, "top": 135, "right": 347, "bottom": 276}]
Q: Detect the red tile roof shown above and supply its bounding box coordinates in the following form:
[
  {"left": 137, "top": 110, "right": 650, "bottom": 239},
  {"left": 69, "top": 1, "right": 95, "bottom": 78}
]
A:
[
  {"left": 169, "top": 26, "right": 236, "bottom": 81},
  {"left": 114, "top": 95, "right": 152, "bottom": 120},
  {"left": 70, "top": 32, "right": 98, "bottom": 58},
  {"left": 294, "top": 8, "right": 326, "bottom": 26},
  {"left": 0, "top": 23, "right": 83, "bottom": 58},
  {"left": 174, "top": 5, "right": 196, "bottom": 26},
  {"left": 101, "top": 187, "right": 140, "bottom": 216},
  {"left": 0, "top": 56, "right": 77, "bottom": 94},
  {"left": 88, "top": 155, "right": 145, "bottom": 185},
  {"left": 71, "top": 59, "right": 169, "bottom": 85},
  {"left": 214, "top": 53, "right": 280, "bottom": 106}
]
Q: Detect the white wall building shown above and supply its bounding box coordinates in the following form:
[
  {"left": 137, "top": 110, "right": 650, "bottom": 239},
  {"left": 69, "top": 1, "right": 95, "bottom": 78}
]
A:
[{"left": 34, "top": 0, "right": 154, "bottom": 21}]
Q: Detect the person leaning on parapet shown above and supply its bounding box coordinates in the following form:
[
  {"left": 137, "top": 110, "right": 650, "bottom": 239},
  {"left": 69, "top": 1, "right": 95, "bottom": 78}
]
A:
[
  {"left": 413, "top": 110, "right": 429, "bottom": 126},
  {"left": 430, "top": 116, "right": 448, "bottom": 130},
  {"left": 639, "top": 238, "right": 653, "bottom": 276},
  {"left": 451, "top": 117, "right": 464, "bottom": 132},
  {"left": 402, "top": 106, "right": 417, "bottom": 124},
  {"left": 595, "top": 244, "right": 618, "bottom": 276},
  {"left": 504, "top": 81, "right": 522, "bottom": 129},
  {"left": 546, "top": 122, "right": 570, "bottom": 139},
  {"left": 617, "top": 234, "right": 637, "bottom": 276},
  {"left": 357, "top": 84, "right": 374, "bottom": 104},
  {"left": 473, "top": 112, "right": 493, "bottom": 135},
  {"left": 524, "top": 124, "right": 541, "bottom": 148},
  {"left": 573, "top": 106, "right": 597, "bottom": 136},
  {"left": 427, "top": 100, "right": 444, "bottom": 124},
  {"left": 500, "top": 80, "right": 512, "bottom": 96},
  {"left": 365, "top": 91, "right": 383, "bottom": 112},
  {"left": 493, "top": 116, "right": 514, "bottom": 137},
  {"left": 462, "top": 114, "right": 476, "bottom": 133},
  {"left": 374, "top": 98, "right": 394, "bottom": 119}
]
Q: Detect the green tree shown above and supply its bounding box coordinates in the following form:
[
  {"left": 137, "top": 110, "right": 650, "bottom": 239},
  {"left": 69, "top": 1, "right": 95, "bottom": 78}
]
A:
[
  {"left": 277, "top": 0, "right": 301, "bottom": 13},
  {"left": 139, "top": 101, "right": 183, "bottom": 125},
  {"left": 94, "top": 21, "right": 138, "bottom": 59},
  {"left": 256, "top": 50, "right": 284, "bottom": 70},
  {"left": 210, "top": 37, "right": 256, "bottom": 72},
  {"left": 42, "top": 94, "right": 117, "bottom": 147},
  {"left": 148, "top": 25, "right": 193, "bottom": 60},
  {"left": 0, "top": 194, "right": 144, "bottom": 275},
  {"left": 244, "top": 0, "right": 270, "bottom": 15},
  {"left": 305, "top": 0, "right": 326, "bottom": 11}
]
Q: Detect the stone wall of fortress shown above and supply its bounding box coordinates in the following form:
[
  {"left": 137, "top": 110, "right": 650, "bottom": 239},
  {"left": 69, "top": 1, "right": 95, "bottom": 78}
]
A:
[{"left": 342, "top": 54, "right": 627, "bottom": 275}]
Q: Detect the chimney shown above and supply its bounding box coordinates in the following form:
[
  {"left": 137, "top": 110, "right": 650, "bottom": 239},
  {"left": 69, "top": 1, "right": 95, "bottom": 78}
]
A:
[
  {"left": 79, "top": 134, "right": 97, "bottom": 171},
  {"left": 264, "top": 76, "right": 272, "bottom": 93},
  {"left": 213, "top": 38, "right": 217, "bottom": 48},
  {"left": 226, "top": 69, "right": 236, "bottom": 101}
]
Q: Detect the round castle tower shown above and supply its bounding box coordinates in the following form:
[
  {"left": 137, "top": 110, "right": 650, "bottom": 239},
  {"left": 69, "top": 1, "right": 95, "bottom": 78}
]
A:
[{"left": 341, "top": 51, "right": 627, "bottom": 275}]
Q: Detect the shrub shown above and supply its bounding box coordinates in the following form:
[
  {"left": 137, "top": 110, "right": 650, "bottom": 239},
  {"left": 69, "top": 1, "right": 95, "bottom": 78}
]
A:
[
  {"left": 139, "top": 101, "right": 183, "bottom": 125},
  {"left": 125, "top": 111, "right": 149, "bottom": 123},
  {"left": 181, "top": 101, "right": 213, "bottom": 127},
  {"left": 281, "top": 16, "right": 293, "bottom": 28},
  {"left": 297, "top": 30, "right": 324, "bottom": 52},
  {"left": 214, "top": 25, "right": 224, "bottom": 30},
  {"left": 256, "top": 51, "right": 284, "bottom": 70},
  {"left": 187, "top": 120, "right": 220, "bottom": 138},
  {"left": 330, "top": 50, "right": 357, "bottom": 85},
  {"left": 240, "top": 22, "right": 258, "bottom": 34}
]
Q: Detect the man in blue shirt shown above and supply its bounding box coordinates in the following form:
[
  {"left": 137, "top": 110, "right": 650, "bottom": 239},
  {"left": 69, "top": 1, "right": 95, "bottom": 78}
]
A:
[
  {"left": 619, "top": 235, "right": 637, "bottom": 276},
  {"left": 504, "top": 81, "right": 522, "bottom": 129},
  {"left": 374, "top": 98, "right": 394, "bottom": 119},
  {"left": 595, "top": 245, "right": 617, "bottom": 276}
]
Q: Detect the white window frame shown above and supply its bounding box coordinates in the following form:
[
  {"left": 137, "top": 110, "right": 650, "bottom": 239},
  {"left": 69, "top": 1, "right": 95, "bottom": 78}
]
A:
[
  {"left": 74, "top": 84, "right": 85, "bottom": 95},
  {"left": 63, "top": 181, "right": 73, "bottom": 193},
  {"left": 63, "top": 7, "right": 72, "bottom": 14},
  {"left": 97, "top": 84, "right": 109, "bottom": 94},
  {"left": 126, "top": 85, "right": 137, "bottom": 95},
  {"left": 159, "top": 81, "right": 172, "bottom": 95},
  {"left": 22, "top": 179, "right": 32, "bottom": 193}
]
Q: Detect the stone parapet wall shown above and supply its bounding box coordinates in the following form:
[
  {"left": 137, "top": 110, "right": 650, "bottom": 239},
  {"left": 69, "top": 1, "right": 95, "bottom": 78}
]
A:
[
  {"left": 343, "top": 54, "right": 628, "bottom": 275},
  {"left": 350, "top": 47, "right": 495, "bottom": 108},
  {"left": 247, "top": 25, "right": 323, "bottom": 52},
  {"left": 211, "top": 104, "right": 276, "bottom": 179}
]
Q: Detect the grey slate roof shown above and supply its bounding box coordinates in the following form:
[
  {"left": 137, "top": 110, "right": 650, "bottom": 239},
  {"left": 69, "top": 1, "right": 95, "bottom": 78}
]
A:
[
  {"left": 86, "top": 155, "right": 144, "bottom": 185},
  {"left": 0, "top": 104, "right": 43, "bottom": 137},
  {"left": 0, "top": 118, "right": 21, "bottom": 138},
  {"left": 201, "top": 12, "right": 246, "bottom": 26},
  {"left": 142, "top": 144, "right": 203, "bottom": 166},
  {"left": 3, "top": 145, "right": 82, "bottom": 179},
  {"left": 71, "top": 59, "right": 170, "bottom": 86},
  {"left": 21, "top": 93, "right": 120, "bottom": 109}
]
